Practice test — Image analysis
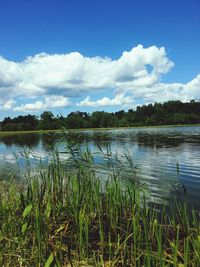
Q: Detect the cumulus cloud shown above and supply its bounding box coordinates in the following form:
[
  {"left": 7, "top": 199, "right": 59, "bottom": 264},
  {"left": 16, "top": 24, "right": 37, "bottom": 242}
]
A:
[
  {"left": 0, "top": 44, "right": 199, "bottom": 112},
  {"left": 184, "top": 74, "right": 200, "bottom": 99},
  {"left": 0, "top": 45, "right": 173, "bottom": 97},
  {"left": 0, "top": 99, "right": 16, "bottom": 110},
  {"left": 14, "top": 95, "right": 71, "bottom": 112},
  {"left": 77, "top": 94, "right": 134, "bottom": 107}
]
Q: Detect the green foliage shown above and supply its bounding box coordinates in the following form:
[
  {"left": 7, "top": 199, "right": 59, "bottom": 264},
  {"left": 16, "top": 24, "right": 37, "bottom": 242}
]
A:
[
  {"left": 0, "top": 144, "right": 200, "bottom": 266},
  {"left": 21, "top": 222, "right": 28, "bottom": 233},
  {"left": 22, "top": 203, "right": 32, "bottom": 218},
  {"left": 1, "top": 100, "right": 200, "bottom": 131},
  {"left": 44, "top": 253, "right": 54, "bottom": 267},
  {"left": 40, "top": 111, "right": 54, "bottom": 121}
]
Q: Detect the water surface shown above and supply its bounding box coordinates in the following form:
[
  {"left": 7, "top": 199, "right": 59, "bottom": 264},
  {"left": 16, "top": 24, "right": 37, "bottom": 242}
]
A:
[{"left": 0, "top": 126, "right": 200, "bottom": 209}]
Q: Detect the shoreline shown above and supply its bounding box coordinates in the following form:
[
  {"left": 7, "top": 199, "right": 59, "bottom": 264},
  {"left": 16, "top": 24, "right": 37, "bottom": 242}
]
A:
[{"left": 0, "top": 123, "right": 200, "bottom": 136}]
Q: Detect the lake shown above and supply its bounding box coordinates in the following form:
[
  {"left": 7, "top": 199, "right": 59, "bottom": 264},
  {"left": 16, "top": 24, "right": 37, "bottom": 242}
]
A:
[{"left": 0, "top": 125, "right": 200, "bottom": 210}]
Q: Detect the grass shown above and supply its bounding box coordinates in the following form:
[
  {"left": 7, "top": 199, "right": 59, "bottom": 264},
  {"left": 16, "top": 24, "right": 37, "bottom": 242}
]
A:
[
  {"left": 0, "top": 123, "right": 200, "bottom": 136},
  {"left": 0, "top": 142, "right": 200, "bottom": 266},
  {"left": 0, "top": 129, "right": 59, "bottom": 137}
]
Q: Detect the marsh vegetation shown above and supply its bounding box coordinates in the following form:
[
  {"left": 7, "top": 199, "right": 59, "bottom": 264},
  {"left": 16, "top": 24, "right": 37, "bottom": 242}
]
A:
[{"left": 0, "top": 132, "right": 200, "bottom": 266}]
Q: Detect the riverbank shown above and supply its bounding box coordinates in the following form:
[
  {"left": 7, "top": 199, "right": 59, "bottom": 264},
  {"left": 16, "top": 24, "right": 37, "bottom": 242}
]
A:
[
  {"left": 0, "top": 150, "right": 199, "bottom": 266},
  {"left": 0, "top": 123, "right": 200, "bottom": 136},
  {"left": 0, "top": 129, "right": 59, "bottom": 136}
]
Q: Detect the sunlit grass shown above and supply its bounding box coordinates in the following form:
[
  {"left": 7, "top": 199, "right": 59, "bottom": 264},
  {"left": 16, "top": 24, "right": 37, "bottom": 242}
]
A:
[{"left": 1, "top": 123, "right": 200, "bottom": 137}]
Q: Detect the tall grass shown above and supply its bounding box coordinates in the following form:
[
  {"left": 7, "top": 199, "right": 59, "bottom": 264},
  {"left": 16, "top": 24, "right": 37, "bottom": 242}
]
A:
[{"left": 0, "top": 139, "right": 199, "bottom": 266}]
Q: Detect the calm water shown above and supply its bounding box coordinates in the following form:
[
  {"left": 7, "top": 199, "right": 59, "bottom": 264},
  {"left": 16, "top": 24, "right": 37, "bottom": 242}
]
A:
[{"left": 0, "top": 126, "right": 200, "bottom": 209}]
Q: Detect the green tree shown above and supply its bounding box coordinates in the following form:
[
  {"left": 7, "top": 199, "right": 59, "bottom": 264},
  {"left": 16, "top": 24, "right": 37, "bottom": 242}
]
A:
[{"left": 39, "top": 111, "right": 54, "bottom": 130}]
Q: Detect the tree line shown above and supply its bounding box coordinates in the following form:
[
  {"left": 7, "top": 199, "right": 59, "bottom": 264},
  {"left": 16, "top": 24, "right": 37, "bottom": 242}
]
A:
[{"left": 0, "top": 100, "right": 200, "bottom": 131}]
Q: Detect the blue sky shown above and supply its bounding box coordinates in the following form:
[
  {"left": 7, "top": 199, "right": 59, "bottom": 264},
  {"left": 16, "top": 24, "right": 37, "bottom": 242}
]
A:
[{"left": 0, "top": 0, "right": 200, "bottom": 120}]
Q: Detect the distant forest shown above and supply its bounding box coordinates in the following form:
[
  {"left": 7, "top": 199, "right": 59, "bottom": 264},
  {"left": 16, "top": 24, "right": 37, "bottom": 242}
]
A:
[{"left": 0, "top": 100, "right": 200, "bottom": 131}]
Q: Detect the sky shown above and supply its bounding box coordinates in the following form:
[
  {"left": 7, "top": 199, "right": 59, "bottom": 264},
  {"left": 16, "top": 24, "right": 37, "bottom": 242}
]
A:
[{"left": 0, "top": 0, "right": 200, "bottom": 120}]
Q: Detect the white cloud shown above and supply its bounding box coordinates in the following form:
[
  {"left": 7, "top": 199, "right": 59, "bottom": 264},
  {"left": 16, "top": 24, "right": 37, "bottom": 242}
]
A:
[
  {"left": 44, "top": 95, "right": 71, "bottom": 108},
  {"left": 0, "top": 45, "right": 199, "bottom": 112},
  {"left": 184, "top": 74, "right": 200, "bottom": 99},
  {"left": 77, "top": 94, "right": 134, "bottom": 107},
  {"left": 14, "top": 95, "right": 71, "bottom": 112},
  {"left": 0, "top": 99, "right": 16, "bottom": 110},
  {"left": 14, "top": 101, "right": 43, "bottom": 112},
  {"left": 0, "top": 45, "right": 173, "bottom": 98}
]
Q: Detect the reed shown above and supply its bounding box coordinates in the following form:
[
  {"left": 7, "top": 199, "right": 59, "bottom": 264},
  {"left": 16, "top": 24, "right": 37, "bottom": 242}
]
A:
[{"left": 0, "top": 142, "right": 199, "bottom": 266}]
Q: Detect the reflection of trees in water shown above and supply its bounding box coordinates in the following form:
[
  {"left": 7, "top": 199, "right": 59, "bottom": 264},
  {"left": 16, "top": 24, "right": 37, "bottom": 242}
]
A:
[
  {"left": 81, "top": 132, "right": 188, "bottom": 148},
  {"left": 41, "top": 133, "right": 61, "bottom": 151},
  {"left": 135, "top": 133, "right": 187, "bottom": 148},
  {"left": 83, "top": 131, "right": 200, "bottom": 149},
  {"left": 0, "top": 133, "right": 63, "bottom": 150},
  {"left": 1, "top": 130, "right": 200, "bottom": 151},
  {"left": 64, "top": 131, "right": 113, "bottom": 142},
  {"left": 55, "top": 131, "right": 114, "bottom": 148},
  {"left": 41, "top": 131, "right": 200, "bottom": 150},
  {"left": 87, "top": 132, "right": 113, "bottom": 148},
  {"left": 0, "top": 134, "right": 40, "bottom": 148}
]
